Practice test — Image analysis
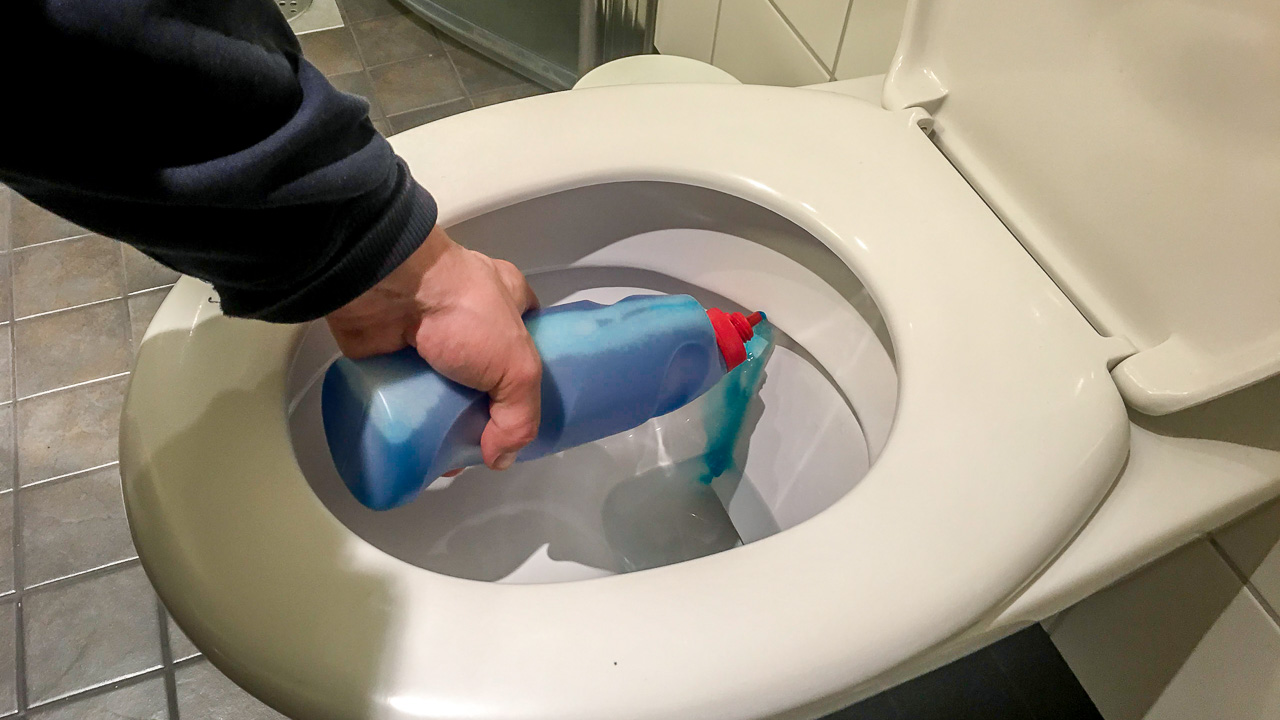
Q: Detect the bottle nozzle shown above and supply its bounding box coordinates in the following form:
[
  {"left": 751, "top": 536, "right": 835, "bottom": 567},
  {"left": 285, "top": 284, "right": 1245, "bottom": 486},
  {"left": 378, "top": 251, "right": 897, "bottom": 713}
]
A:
[{"left": 706, "top": 308, "right": 766, "bottom": 371}]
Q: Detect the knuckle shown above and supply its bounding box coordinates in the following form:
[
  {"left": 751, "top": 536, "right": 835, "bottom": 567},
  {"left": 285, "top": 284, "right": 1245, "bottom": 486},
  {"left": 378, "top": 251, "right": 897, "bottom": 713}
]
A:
[
  {"left": 508, "top": 420, "right": 539, "bottom": 446},
  {"left": 508, "top": 355, "right": 542, "bottom": 388}
]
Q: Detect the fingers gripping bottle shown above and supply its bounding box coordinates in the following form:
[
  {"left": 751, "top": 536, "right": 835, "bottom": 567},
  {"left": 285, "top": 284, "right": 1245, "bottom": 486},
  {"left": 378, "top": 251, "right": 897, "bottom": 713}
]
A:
[{"left": 321, "top": 294, "right": 766, "bottom": 510}]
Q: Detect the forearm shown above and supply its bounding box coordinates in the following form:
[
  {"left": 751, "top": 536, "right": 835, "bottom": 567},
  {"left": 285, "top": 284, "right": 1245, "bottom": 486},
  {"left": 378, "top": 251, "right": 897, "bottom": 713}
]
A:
[{"left": 0, "top": 0, "right": 436, "bottom": 322}]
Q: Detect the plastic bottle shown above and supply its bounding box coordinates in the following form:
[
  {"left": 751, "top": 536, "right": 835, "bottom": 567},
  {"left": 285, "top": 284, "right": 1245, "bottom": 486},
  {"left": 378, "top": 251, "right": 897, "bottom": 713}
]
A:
[{"left": 321, "top": 294, "right": 765, "bottom": 510}]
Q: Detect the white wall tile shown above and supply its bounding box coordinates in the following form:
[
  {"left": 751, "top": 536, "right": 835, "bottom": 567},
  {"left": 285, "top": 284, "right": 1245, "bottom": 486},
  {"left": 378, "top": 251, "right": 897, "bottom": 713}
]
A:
[
  {"left": 1215, "top": 498, "right": 1280, "bottom": 616},
  {"left": 655, "top": 0, "right": 723, "bottom": 63},
  {"left": 772, "top": 0, "right": 851, "bottom": 70},
  {"left": 1052, "top": 540, "right": 1280, "bottom": 720},
  {"left": 713, "top": 0, "right": 830, "bottom": 86},
  {"left": 835, "top": 0, "right": 910, "bottom": 80},
  {"left": 1143, "top": 590, "right": 1280, "bottom": 720}
]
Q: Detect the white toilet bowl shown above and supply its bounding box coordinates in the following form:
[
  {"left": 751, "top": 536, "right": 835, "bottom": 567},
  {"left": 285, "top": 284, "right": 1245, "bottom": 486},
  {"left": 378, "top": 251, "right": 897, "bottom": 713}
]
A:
[{"left": 120, "top": 0, "right": 1280, "bottom": 717}]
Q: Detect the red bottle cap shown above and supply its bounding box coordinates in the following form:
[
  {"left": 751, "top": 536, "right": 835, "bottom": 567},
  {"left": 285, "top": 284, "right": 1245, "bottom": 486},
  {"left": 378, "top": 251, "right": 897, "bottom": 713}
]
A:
[{"left": 706, "top": 308, "right": 765, "bottom": 370}]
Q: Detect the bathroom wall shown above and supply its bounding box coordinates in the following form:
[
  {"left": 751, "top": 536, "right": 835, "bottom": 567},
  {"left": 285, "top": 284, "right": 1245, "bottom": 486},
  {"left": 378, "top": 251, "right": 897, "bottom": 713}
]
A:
[
  {"left": 655, "top": 0, "right": 910, "bottom": 86},
  {"left": 1048, "top": 498, "right": 1280, "bottom": 719}
]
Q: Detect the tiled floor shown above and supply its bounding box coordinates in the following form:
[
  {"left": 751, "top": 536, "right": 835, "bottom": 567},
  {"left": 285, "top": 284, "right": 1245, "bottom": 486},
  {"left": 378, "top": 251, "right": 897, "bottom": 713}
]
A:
[
  {"left": 0, "top": 180, "right": 213, "bottom": 719},
  {"left": 0, "top": 2, "right": 553, "bottom": 716},
  {"left": 827, "top": 625, "right": 1101, "bottom": 720},
  {"left": 0, "top": 2, "right": 1101, "bottom": 718},
  {"left": 297, "top": 0, "right": 548, "bottom": 137}
]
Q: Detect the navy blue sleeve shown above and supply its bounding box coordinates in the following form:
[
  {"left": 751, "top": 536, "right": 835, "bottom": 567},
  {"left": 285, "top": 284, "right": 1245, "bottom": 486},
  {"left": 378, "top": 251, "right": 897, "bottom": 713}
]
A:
[{"left": 0, "top": 0, "right": 438, "bottom": 322}]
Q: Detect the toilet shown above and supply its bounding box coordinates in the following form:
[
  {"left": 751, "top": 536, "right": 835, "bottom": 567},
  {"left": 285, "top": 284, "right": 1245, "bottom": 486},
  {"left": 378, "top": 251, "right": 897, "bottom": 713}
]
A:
[{"left": 119, "top": 0, "right": 1280, "bottom": 718}]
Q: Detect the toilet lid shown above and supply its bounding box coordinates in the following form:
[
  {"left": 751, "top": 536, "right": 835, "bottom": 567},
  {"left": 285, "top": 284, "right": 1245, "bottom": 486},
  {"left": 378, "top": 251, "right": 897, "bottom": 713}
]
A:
[{"left": 884, "top": 0, "right": 1280, "bottom": 414}]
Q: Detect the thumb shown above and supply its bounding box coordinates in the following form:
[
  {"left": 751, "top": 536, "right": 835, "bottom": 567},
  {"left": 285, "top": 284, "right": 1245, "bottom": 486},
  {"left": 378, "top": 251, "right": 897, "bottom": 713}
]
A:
[{"left": 479, "top": 346, "right": 542, "bottom": 470}]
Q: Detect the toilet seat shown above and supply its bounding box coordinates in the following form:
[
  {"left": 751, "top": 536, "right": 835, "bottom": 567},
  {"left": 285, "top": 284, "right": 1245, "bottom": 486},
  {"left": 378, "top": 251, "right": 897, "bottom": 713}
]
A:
[{"left": 121, "top": 84, "right": 1131, "bottom": 719}]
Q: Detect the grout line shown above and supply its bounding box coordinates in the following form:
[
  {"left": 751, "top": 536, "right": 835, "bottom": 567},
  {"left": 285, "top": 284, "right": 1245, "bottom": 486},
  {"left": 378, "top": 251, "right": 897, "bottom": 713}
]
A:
[
  {"left": 765, "top": 0, "right": 834, "bottom": 74},
  {"left": 118, "top": 243, "right": 134, "bottom": 303},
  {"left": 828, "top": 0, "right": 856, "bottom": 80},
  {"left": 7, "top": 232, "right": 95, "bottom": 253},
  {"left": 344, "top": 15, "right": 376, "bottom": 72},
  {"left": 0, "top": 655, "right": 199, "bottom": 719},
  {"left": 708, "top": 0, "right": 725, "bottom": 63},
  {"left": 156, "top": 597, "right": 182, "bottom": 720},
  {"left": 20, "top": 461, "right": 119, "bottom": 492},
  {"left": 360, "top": 47, "right": 450, "bottom": 73},
  {"left": 12, "top": 294, "right": 122, "bottom": 323},
  {"left": 15, "top": 371, "right": 130, "bottom": 403},
  {"left": 121, "top": 278, "right": 137, "bottom": 356},
  {"left": 1209, "top": 536, "right": 1280, "bottom": 627},
  {"left": 126, "top": 283, "right": 176, "bottom": 299},
  {"left": 385, "top": 95, "right": 475, "bottom": 121},
  {"left": 361, "top": 65, "right": 387, "bottom": 119},
  {"left": 439, "top": 37, "right": 474, "bottom": 107},
  {"left": 23, "top": 662, "right": 164, "bottom": 713},
  {"left": 22, "top": 557, "right": 140, "bottom": 594},
  {"left": 5, "top": 229, "right": 26, "bottom": 715}
]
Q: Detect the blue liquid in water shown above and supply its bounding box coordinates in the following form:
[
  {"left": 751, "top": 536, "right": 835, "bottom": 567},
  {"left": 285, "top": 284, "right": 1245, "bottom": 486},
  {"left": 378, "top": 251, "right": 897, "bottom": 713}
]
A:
[
  {"left": 698, "top": 319, "right": 774, "bottom": 484},
  {"left": 599, "top": 320, "right": 775, "bottom": 573}
]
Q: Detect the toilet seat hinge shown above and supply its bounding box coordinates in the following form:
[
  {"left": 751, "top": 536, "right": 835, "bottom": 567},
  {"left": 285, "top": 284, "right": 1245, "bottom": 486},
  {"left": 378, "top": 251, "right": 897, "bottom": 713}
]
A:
[
  {"left": 903, "top": 107, "right": 935, "bottom": 135},
  {"left": 1099, "top": 335, "right": 1139, "bottom": 371}
]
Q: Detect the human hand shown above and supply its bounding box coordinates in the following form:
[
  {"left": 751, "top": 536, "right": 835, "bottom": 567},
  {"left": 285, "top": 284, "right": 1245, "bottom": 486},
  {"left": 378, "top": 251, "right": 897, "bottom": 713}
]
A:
[{"left": 325, "top": 225, "right": 541, "bottom": 471}]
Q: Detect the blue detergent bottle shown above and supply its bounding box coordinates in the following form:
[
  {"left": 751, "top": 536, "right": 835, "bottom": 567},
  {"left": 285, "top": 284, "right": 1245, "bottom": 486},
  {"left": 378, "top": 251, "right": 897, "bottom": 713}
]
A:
[{"left": 321, "top": 294, "right": 766, "bottom": 510}]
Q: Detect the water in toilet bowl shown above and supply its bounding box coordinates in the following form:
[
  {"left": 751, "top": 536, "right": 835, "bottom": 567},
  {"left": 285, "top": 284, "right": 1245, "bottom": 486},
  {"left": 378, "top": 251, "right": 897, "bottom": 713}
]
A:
[
  {"left": 285, "top": 182, "right": 896, "bottom": 585},
  {"left": 288, "top": 283, "right": 861, "bottom": 583}
]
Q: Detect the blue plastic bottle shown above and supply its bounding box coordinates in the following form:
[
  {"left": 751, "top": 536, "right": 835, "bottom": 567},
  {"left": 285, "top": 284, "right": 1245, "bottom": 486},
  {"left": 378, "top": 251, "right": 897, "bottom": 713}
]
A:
[{"left": 321, "top": 294, "right": 765, "bottom": 510}]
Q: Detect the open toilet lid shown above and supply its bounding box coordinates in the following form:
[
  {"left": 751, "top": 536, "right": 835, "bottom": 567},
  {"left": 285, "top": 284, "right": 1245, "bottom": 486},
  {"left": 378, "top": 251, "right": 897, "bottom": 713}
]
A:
[{"left": 884, "top": 0, "right": 1280, "bottom": 415}]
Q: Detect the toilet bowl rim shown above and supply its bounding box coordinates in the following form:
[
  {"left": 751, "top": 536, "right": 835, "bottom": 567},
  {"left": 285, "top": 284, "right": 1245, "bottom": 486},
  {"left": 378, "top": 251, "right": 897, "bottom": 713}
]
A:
[{"left": 121, "top": 83, "right": 1131, "bottom": 720}]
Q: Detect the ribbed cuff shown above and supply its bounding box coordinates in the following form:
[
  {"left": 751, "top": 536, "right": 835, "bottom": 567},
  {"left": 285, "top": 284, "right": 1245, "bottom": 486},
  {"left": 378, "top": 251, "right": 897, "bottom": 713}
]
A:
[{"left": 218, "top": 159, "right": 437, "bottom": 323}]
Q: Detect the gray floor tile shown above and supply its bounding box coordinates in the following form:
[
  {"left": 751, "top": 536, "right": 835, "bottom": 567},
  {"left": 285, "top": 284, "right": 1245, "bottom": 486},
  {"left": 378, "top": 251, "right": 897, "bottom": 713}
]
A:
[
  {"left": 177, "top": 660, "right": 288, "bottom": 720},
  {"left": 822, "top": 690, "right": 899, "bottom": 720},
  {"left": 298, "top": 27, "right": 364, "bottom": 76},
  {"left": 470, "top": 82, "right": 549, "bottom": 108},
  {"left": 121, "top": 245, "right": 179, "bottom": 295},
  {"left": 13, "top": 300, "right": 130, "bottom": 398},
  {"left": 0, "top": 494, "right": 11, "bottom": 596},
  {"left": 29, "top": 676, "right": 167, "bottom": 719},
  {"left": 0, "top": 326, "right": 11, "bottom": 404},
  {"left": 0, "top": 405, "right": 13, "bottom": 491},
  {"left": 12, "top": 235, "right": 124, "bottom": 319},
  {"left": 328, "top": 70, "right": 384, "bottom": 119},
  {"left": 338, "top": 0, "right": 408, "bottom": 23},
  {"left": 371, "top": 118, "right": 392, "bottom": 137},
  {"left": 8, "top": 196, "right": 85, "bottom": 249},
  {"left": 127, "top": 288, "right": 171, "bottom": 356},
  {"left": 17, "top": 376, "right": 127, "bottom": 485},
  {"left": 351, "top": 13, "right": 442, "bottom": 68},
  {"left": 22, "top": 466, "right": 136, "bottom": 587},
  {"left": 0, "top": 602, "right": 15, "bottom": 716},
  {"left": 444, "top": 40, "right": 529, "bottom": 95},
  {"left": 369, "top": 54, "right": 466, "bottom": 116},
  {"left": 0, "top": 254, "right": 12, "bottom": 323},
  {"left": 23, "top": 565, "right": 161, "bottom": 704},
  {"left": 168, "top": 614, "right": 200, "bottom": 661},
  {"left": 386, "top": 98, "right": 472, "bottom": 134},
  {"left": 0, "top": 186, "right": 10, "bottom": 252}
]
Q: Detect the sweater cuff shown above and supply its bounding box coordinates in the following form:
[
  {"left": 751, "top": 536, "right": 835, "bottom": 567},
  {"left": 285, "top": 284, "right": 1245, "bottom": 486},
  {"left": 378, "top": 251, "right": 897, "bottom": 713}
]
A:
[{"left": 218, "top": 159, "right": 438, "bottom": 323}]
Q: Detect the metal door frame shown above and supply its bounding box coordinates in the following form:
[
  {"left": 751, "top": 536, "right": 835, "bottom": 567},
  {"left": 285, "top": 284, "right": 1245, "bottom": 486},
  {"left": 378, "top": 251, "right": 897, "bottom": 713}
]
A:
[{"left": 398, "top": 0, "right": 658, "bottom": 90}]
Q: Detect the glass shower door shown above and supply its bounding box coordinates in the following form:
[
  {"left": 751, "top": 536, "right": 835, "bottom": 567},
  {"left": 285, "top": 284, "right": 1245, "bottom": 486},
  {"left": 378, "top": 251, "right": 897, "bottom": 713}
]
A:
[{"left": 398, "top": 0, "right": 658, "bottom": 89}]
